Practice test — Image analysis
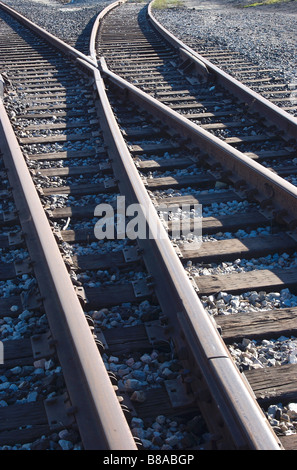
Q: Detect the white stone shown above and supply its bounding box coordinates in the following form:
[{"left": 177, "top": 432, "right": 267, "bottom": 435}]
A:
[
  {"left": 124, "top": 379, "right": 144, "bottom": 391},
  {"left": 141, "top": 439, "right": 153, "bottom": 449},
  {"left": 130, "top": 390, "right": 147, "bottom": 403},
  {"left": 287, "top": 403, "right": 297, "bottom": 418},
  {"left": 0, "top": 382, "right": 10, "bottom": 391},
  {"left": 242, "top": 338, "right": 252, "bottom": 348},
  {"left": 131, "top": 417, "right": 144, "bottom": 428},
  {"left": 165, "top": 435, "right": 179, "bottom": 446}
]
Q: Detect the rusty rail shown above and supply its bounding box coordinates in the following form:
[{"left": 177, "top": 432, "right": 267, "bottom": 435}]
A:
[
  {"left": 89, "top": 0, "right": 283, "bottom": 450},
  {"left": 147, "top": 0, "right": 297, "bottom": 140},
  {"left": 98, "top": 56, "right": 297, "bottom": 227},
  {"left": 0, "top": 0, "right": 286, "bottom": 450},
  {"left": 0, "top": 2, "right": 137, "bottom": 450},
  {"left": 0, "top": 1, "right": 97, "bottom": 68}
]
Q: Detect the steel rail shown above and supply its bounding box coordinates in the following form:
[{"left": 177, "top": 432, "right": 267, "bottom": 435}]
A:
[
  {"left": 147, "top": 0, "right": 297, "bottom": 140},
  {"left": 89, "top": 0, "right": 127, "bottom": 61},
  {"left": 0, "top": 0, "right": 284, "bottom": 450},
  {"left": 0, "top": 6, "right": 137, "bottom": 451},
  {"left": 93, "top": 1, "right": 297, "bottom": 224},
  {"left": 89, "top": 2, "right": 283, "bottom": 450},
  {"left": 98, "top": 56, "right": 297, "bottom": 226},
  {"left": 0, "top": 1, "right": 97, "bottom": 69}
]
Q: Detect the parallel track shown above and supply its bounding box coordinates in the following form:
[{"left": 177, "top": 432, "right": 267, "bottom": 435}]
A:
[
  {"left": 0, "top": 2, "right": 137, "bottom": 451},
  {"left": 0, "top": 0, "right": 297, "bottom": 451}
]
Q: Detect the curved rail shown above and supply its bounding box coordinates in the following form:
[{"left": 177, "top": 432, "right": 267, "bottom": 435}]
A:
[
  {"left": 89, "top": 0, "right": 127, "bottom": 61},
  {"left": 147, "top": 0, "right": 297, "bottom": 140},
  {"left": 0, "top": 1, "right": 97, "bottom": 68},
  {"left": 99, "top": 56, "right": 297, "bottom": 226},
  {"left": 0, "top": 0, "right": 287, "bottom": 450},
  {"left": 89, "top": 0, "right": 283, "bottom": 450}
]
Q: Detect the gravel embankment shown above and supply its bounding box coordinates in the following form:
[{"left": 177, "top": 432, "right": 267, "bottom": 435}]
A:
[{"left": 154, "top": 0, "right": 297, "bottom": 86}]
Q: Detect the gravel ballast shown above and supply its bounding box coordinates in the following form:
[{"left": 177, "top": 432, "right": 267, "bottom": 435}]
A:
[
  {"left": 3, "top": 0, "right": 296, "bottom": 86},
  {"left": 0, "top": 0, "right": 113, "bottom": 53},
  {"left": 1, "top": 0, "right": 297, "bottom": 448},
  {"left": 154, "top": 0, "right": 297, "bottom": 95}
]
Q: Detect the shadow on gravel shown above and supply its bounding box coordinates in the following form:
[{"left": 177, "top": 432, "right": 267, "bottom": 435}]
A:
[{"left": 74, "top": 13, "right": 99, "bottom": 55}]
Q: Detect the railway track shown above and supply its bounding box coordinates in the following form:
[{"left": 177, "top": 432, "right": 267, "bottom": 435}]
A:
[
  {"left": 152, "top": 7, "right": 297, "bottom": 119},
  {"left": 0, "top": 0, "right": 297, "bottom": 451},
  {"left": 94, "top": 0, "right": 297, "bottom": 449},
  {"left": 0, "top": 2, "right": 137, "bottom": 451}
]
